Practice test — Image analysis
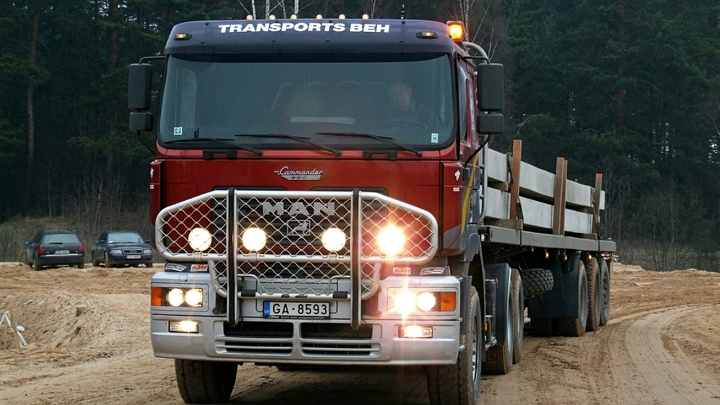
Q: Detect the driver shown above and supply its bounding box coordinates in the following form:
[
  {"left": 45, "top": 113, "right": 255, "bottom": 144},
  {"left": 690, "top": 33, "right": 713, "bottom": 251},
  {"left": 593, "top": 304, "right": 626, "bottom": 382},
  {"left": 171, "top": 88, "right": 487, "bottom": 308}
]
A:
[{"left": 387, "top": 81, "right": 434, "bottom": 128}]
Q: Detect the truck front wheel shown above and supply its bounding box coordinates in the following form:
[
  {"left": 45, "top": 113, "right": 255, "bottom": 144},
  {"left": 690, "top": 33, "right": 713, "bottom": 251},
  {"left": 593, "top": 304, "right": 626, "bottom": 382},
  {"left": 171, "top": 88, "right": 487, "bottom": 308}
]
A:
[
  {"left": 426, "top": 286, "right": 482, "bottom": 405},
  {"left": 175, "top": 359, "right": 237, "bottom": 404}
]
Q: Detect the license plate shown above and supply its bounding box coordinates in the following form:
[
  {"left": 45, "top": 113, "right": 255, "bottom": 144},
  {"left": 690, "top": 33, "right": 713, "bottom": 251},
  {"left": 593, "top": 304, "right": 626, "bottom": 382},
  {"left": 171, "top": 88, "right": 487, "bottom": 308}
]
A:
[
  {"left": 127, "top": 255, "right": 141, "bottom": 259},
  {"left": 55, "top": 250, "right": 69, "bottom": 254},
  {"left": 263, "top": 301, "right": 330, "bottom": 319}
]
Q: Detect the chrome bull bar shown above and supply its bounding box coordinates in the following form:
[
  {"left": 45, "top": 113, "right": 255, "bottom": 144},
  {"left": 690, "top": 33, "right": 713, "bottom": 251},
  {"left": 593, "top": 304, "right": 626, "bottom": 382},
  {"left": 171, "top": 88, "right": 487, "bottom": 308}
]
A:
[{"left": 155, "top": 189, "right": 438, "bottom": 327}]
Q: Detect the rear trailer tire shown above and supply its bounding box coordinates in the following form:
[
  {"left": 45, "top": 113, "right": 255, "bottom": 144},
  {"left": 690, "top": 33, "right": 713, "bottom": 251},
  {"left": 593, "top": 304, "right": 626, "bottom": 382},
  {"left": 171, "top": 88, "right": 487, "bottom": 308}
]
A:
[
  {"left": 521, "top": 268, "right": 554, "bottom": 297},
  {"left": 483, "top": 272, "right": 514, "bottom": 375},
  {"left": 599, "top": 259, "right": 611, "bottom": 326},
  {"left": 585, "top": 257, "right": 601, "bottom": 332},
  {"left": 511, "top": 269, "right": 524, "bottom": 364},
  {"left": 558, "top": 260, "right": 589, "bottom": 337},
  {"left": 175, "top": 359, "right": 237, "bottom": 404},
  {"left": 426, "top": 286, "right": 482, "bottom": 405}
]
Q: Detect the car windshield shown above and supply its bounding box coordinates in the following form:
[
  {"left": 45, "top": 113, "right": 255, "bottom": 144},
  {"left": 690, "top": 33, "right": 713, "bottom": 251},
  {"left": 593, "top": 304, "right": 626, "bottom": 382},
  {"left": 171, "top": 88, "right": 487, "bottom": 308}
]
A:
[
  {"left": 107, "top": 232, "right": 144, "bottom": 244},
  {"left": 159, "top": 54, "right": 454, "bottom": 151},
  {"left": 43, "top": 234, "right": 80, "bottom": 244}
]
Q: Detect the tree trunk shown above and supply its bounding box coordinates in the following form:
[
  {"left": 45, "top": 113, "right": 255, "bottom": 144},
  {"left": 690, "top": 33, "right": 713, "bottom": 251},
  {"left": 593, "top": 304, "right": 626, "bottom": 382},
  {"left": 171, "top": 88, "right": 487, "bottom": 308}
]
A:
[{"left": 25, "top": 10, "right": 40, "bottom": 212}]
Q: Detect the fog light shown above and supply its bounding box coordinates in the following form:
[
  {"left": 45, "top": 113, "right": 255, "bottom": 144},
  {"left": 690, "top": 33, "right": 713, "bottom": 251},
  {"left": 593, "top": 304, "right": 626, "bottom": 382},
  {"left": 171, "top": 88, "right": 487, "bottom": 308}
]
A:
[
  {"left": 169, "top": 320, "right": 199, "bottom": 333},
  {"left": 378, "top": 226, "right": 405, "bottom": 256},
  {"left": 188, "top": 228, "right": 212, "bottom": 252},
  {"left": 321, "top": 227, "right": 346, "bottom": 252},
  {"left": 400, "top": 325, "right": 433, "bottom": 338}
]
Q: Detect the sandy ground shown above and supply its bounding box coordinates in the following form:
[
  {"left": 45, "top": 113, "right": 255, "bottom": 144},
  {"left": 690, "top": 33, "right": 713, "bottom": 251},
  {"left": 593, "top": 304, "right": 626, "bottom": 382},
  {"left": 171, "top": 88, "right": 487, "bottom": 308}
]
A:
[{"left": 1, "top": 262, "right": 719, "bottom": 405}]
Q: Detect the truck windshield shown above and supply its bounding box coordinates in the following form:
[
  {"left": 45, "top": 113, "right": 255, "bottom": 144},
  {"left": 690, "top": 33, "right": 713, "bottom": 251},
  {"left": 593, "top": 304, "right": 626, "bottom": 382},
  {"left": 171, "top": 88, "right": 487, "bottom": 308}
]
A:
[{"left": 159, "top": 54, "right": 454, "bottom": 152}]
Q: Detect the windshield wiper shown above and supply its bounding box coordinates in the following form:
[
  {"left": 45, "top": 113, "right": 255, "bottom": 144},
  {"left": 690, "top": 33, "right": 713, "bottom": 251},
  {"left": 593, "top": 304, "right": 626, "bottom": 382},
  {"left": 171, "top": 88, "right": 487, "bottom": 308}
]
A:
[
  {"left": 235, "top": 133, "right": 341, "bottom": 156},
  {"left": 315, "top": 132, "right": 421, "bottom": 156},
  {"left": 164, "top": 137, "right": 262, "bottom": 156}
]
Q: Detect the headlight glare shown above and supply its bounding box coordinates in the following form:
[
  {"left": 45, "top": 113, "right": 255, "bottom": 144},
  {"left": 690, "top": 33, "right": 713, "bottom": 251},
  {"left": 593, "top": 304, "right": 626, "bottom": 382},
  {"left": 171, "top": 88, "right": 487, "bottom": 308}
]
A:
[
  {"left": 184, "top": 289, "right": 204, "bottom": 307},
  {"left": 167, "top": 288, "right": 185, "bottom": 307},
  {"left": 321, "top": 227, "right": 346, "bottom": 252},
  {"left": 188, "top": 228, "right": 212, "bottom": 252},
  {"left": 378, "top": 225, "right": 405, "bottom": 256},
  {"left": 393, "top": 290, "right": 417, "bottom": 315},
  {"left": 416, "top": 292, "right": 437, "bottom": 312},
  {"left": 242, "top": 227, "right": 267, "bottom": 251}
]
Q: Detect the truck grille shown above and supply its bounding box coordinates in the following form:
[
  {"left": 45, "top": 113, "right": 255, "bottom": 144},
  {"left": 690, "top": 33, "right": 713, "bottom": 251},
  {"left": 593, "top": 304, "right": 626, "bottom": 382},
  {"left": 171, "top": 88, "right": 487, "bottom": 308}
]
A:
[{"left": 155, "top": 190, "right": 437, "bottom": 300}]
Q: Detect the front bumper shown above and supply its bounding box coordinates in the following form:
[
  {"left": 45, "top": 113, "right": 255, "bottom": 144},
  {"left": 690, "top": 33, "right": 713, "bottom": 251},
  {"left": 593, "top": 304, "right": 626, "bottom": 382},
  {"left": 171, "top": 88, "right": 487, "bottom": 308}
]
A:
[
  {"left": 151, "top": 315, "right": 460, "bottom": 365},
  {"left": 37, "top": 253, "right": 84, "bottom": 266},
  {"left": 107, "top": 253, "right": 153, "bottom": 266}
]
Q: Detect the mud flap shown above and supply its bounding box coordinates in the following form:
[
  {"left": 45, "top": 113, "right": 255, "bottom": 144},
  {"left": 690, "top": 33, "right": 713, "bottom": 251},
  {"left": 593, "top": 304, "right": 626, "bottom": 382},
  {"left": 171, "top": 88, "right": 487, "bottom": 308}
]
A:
[
  {"left": 484, "top": 263, "right": 512, "bottom": 345},
  {"left": 528, "top": 253, "right": 581, "bottom": 319}
]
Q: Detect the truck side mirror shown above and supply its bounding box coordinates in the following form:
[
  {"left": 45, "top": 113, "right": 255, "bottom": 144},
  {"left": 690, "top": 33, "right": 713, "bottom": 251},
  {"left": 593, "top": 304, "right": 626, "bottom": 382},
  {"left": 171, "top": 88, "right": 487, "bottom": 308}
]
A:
[
  {"left": 128, "top": 63, "right": 153, "bottom": 111},
  {"left": 477, "top": 63, "right": 504, "bottom": 112}
]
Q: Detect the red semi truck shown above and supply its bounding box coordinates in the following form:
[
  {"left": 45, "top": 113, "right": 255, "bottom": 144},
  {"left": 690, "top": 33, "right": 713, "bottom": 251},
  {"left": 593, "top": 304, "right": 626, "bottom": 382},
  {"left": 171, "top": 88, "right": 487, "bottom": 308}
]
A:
[{"left": 129, "top": 15, "right": 616, "bottom": 405}]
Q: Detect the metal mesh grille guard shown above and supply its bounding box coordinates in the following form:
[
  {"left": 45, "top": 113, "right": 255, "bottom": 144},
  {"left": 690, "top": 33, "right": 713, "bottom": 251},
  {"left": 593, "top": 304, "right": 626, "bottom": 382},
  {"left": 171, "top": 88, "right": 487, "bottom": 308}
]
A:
[{"left": 155, "top": 190, "right": 438, "bottom": 300}]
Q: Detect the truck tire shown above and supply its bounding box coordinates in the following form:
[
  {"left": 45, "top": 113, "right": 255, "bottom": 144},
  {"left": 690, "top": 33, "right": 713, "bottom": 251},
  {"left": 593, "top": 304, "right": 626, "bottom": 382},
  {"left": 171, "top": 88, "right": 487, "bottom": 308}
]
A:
[
  {"left": 521, "top": 268, "right": 554, "bottom": 297},
  {"left": 585, "top": 257, "right": 601, "bottom": 331},
  {"left": 599, "top": 259, "right": 611, "bottom": 326},
  {"left": 511, "top": 268, "right": 524, "bottom": 364},
  {"left": 426, "top": 286, "right": 482, "bottom": 405},
  {"left": 558, "top": 260, "right": 588, "bottom": 337},
  {"left": 483, "top": 270, "right": 515, "bottom": 374},
  {"left": 175, "top": 359, "right": 237, "bottom": 404}
]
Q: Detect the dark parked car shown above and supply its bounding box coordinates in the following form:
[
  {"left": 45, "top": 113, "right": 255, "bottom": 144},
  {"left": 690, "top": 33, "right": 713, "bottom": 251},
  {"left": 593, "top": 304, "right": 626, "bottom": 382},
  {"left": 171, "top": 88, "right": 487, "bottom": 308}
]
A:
[
  {"left": 25, "top": 230, "right": 85, "bottom": 270},
  {"left": 91, "top": 230, "right": 153, "bottom": 268}
]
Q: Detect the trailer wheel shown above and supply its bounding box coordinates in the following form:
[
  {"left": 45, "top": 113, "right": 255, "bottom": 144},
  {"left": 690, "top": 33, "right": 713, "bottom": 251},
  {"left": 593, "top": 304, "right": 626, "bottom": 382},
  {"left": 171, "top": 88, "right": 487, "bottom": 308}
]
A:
[
  {"left": 558, "top": 261, "right": 588, "bottom": 337},
  {"left": 585, "top": 257, "right": 601, "bottom": 332},
  {"left": 483, "top": 272, "right": 515, "bottom": 374},
  {"left": 521, "top": 268, "right": 554, "bottom": 297},
  {"left": 426, "top": 286, "right": 481, "bottom": 405},
  {"left": 511, "top": 268, "right": 524, "bottom": 364},
  {"left": 175, "top": 359, "right": 237, "bottom": 404},
  {"left": 599, "top": 259, "right": 611, "bottom": 326}
]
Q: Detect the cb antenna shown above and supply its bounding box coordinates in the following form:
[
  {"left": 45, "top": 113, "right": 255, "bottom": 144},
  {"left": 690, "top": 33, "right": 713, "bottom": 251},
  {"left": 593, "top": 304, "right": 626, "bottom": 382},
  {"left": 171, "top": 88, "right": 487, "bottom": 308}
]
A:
[{"left": 400, "top": 4, "right": 405, "bottom": 19}]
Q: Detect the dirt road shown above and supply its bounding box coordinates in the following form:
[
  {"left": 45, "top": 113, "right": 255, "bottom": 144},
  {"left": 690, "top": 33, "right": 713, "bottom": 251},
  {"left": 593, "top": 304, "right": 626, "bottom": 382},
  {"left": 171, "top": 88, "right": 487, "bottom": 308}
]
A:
[{"left": 1, "top": 263, "right": 719, "bottom": 405}]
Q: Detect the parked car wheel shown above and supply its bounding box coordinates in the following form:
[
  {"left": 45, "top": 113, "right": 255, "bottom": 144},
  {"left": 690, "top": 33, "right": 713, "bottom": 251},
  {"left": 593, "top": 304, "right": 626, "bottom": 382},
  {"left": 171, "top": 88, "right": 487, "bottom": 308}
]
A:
[
  {"left": 104, "top": 253, "right": 113, "bottom": 268},
  {"left": 33, "top": 257, "right": 42, "bottom": 271}
]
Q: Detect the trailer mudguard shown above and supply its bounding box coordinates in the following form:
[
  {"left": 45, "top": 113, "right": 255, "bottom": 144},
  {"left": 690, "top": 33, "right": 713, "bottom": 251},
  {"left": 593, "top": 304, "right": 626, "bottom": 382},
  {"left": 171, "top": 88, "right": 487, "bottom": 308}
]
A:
[
  {"left": 484, "top": 263, "right": 512, "bottom": 344},
  {"left": 528, "top": 253, "right": 581, "bottom": 319}
]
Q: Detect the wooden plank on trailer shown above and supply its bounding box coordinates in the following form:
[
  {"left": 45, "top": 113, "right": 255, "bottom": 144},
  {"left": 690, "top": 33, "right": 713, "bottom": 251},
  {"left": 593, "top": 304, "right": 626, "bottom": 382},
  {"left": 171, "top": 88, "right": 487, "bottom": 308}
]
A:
[
  {"left": 509, "top": 140, "right": 522, "bottom": 219},
  {"left": 552, "top": 158, "right": 567, "bottom": 235}
]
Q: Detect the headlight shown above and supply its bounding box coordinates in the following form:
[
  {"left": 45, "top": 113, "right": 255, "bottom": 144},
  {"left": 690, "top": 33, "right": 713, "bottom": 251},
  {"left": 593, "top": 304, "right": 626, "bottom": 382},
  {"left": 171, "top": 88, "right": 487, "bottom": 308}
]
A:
[
  {"left": 143, "top": 249, "right": 152, "bottom": 255},
  {"left": 321, "top": 227, "right": 346, "bottom": 252},
  {"left": 378, "top": 225, "right": 405, "bottom": 256},
  {"left": 390, "top": 290, "right": 456, "bottom": 314},
  {"left": 242, "top": 227, "right": 267, "bottom": 251},
  {"left": 188, "top": 228, "right": 212, "bottom": 252},
  {"left": 152, "top": 287, "right": 205, "bottom": 308},
  {"left": 109, "top": 249, "right": 122, "bottom": 255}
]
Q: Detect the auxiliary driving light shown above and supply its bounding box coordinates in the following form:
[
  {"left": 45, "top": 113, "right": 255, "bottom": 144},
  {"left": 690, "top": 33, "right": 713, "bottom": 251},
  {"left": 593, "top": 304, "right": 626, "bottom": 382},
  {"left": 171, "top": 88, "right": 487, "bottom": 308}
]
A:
[
  {"left": 169, "top": 320, "right": 199, "bottom": 333},
  {"left": 378, "top": 226, "right": 405, "bottom": 256},
  {"left": 188, "top": 228, "right": 212, "bottom": 252},
  {"left": 321, "top": 227, "right": 346, "bottom": 252},
  {"left": 242, "top": 227, "right": 267, "bottom": 252}
]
